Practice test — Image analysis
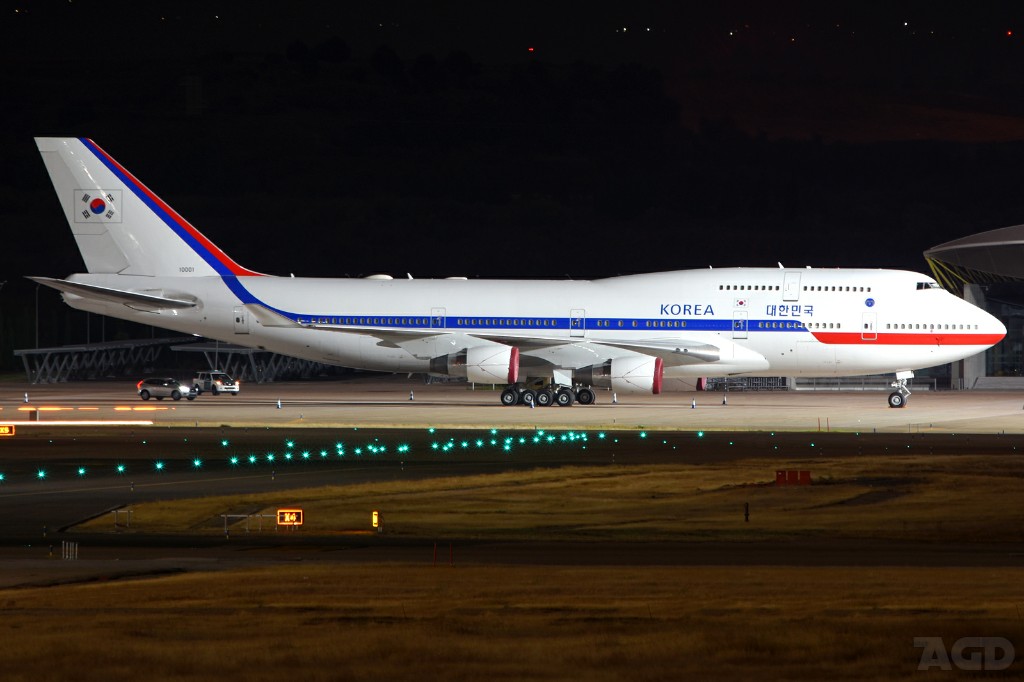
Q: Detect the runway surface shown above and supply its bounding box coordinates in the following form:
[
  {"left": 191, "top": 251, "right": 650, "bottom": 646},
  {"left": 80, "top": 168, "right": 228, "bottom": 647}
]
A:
[
  {"left": 0, "top": 377, "right": 1021, "bottom": 585},
  {"left": 3, "top": 375, "right": 1024, "bottom": 433}
]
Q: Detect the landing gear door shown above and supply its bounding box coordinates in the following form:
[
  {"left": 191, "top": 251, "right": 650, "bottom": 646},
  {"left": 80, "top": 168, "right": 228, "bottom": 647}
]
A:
[
  {"left": 233, "top": 306, "right": 249, "bottom": 334},
  {"left": 861, "top": 312, "right": 877, "bottom": 341},
  {"left": 570, "top": 309, "right": 586, "bottom": 338},
  {"left": 783, "top": 272, "right": 801, "bottom": 301}
]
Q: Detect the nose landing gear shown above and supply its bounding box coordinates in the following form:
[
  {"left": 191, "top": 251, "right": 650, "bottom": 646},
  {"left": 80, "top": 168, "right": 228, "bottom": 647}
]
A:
[{"left": 888, "top": 371, "right": 913, "bottom": 408}]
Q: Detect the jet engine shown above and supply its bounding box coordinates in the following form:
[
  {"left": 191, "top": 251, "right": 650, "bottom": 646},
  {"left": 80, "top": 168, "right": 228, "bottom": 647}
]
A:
[
  {"left": 574, "top": 355, "right": 664, "bottom": 394},
  {"left": 430, "top": 345, "right": 519, "bottom": 384}
]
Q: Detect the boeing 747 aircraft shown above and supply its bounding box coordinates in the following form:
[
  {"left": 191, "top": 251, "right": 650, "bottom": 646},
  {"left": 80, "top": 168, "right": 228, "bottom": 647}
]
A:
[{"left": 32, "top": 138, "right": 1006, "bottom": 408}]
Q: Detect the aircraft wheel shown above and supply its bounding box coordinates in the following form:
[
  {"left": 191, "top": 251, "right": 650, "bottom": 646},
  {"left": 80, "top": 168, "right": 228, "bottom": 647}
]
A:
[
  {"left": 171, "top": 390, "right": 182, "bottom": 401},
  {"left": 500, "top": 387, "right": 519, "bottom": 406},
  {"left": 139, "top": 390, "right": 150, "bottom": 401},
  {"left": 535, "top": 390, "right": 554, "bottom": 407},
  {"left": 555, "top": 389, "right": 575, "bottom": 407},
  {"left": 521, "top": 389, "right": 536, "bottom": 406},
  {"left": 887, "top": 392, "right": 906, "bottom": 408},
  {"left": 576, "top": 388, "right": 595, "bottom": 405}
]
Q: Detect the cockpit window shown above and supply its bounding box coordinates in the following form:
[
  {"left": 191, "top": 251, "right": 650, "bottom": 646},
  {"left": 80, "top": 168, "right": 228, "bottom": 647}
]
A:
[{"left": 916, "top": 282, "right": 940, "bottom": 290}]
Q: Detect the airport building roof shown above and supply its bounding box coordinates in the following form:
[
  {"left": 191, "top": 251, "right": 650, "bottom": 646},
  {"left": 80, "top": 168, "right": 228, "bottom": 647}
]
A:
[{"left": 924, "top": 224, "right": 1024, "bottom": 293}]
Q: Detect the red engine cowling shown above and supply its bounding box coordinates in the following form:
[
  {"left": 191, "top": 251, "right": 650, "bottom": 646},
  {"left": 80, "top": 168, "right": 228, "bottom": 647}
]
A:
[
  {"left": 430, "top": 345, "right": 519, "bottom": 384},
  {"left": 574, "top": 355, "right": 663, "bottom": 394}
]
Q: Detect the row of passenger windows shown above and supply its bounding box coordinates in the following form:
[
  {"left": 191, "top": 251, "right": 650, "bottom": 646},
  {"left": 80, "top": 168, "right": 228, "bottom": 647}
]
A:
[
  {"left": 455, "top": 319, "right": 559, "bottom": 327},
  {"left": 886, "top": 323, "right": 979, "bottom": 330},
  {"left": 718, "top": 284, "right": 873, "bottom": 292},
  {"left": 755, "top": 321, "right": 842, "bottom": 329},
  {"left": 804, "top": 285, "right": 871, "bottom": 292},
  {"left": 593, "top": 320, "right": 688, "bottom": 328},
  {"left": 303, "top": 317, "right": 434, "bottom": 326}
]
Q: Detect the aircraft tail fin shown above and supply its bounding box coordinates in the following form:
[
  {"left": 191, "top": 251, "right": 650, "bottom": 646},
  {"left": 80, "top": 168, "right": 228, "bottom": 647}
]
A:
[{"left": 35, "top": 138, "right": 262, "bottom": 278}]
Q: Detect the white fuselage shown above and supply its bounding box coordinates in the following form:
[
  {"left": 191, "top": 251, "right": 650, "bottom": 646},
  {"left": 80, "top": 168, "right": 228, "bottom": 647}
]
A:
[{"left": 60, "top": 267, "right": 1004, "bottom": 380}]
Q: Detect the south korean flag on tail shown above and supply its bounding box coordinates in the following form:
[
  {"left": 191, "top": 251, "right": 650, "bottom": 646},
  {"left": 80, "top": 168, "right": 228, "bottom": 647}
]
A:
[
  {"left": 734, "top": 298, "right": 748, "bottom": 308},
  {"left": 73, "top": 189, "right": 122, "bottom": 223}
]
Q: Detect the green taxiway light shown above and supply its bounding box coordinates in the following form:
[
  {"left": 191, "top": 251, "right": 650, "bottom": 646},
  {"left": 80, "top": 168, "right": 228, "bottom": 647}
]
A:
[
  {"left": 192, "top": 458, "right": 203, "bottom": 468},
  {"left": 598, "top": 432, "right": 605, "bottom": 439},
  {"left": 476, "top": 439, "right": 484, "bottom": 448},
  {"left": 37, "top": 470, "right": 47, "bottom": 480},
  {"left": 284, "top": 453, "right": 293, "bottom": 461},
  {"left": 266, "top": 453, "right": 275, "bottom": 462},
  {"left": 286, "top": 440, "right": 295, "bottom": 449},
  {"left": 116, "top": 464, "right": 125, "bottom": 474},
  {"left": 320, "top": 450, "right": 328, "bottom": 458},
  {"left": 221, "top": 439, "right": 229, "bottom": 447},
  {"left": 229, "top": 456, "right": 239, "bottom": 466},
  {"left": 248, "top": 455, "right": 258, "bottom": 464},
  {"left": 77, "top": 467, "right": 87, "bottom": 477},
  {"left": 428, "top": 427, "right": 435, "bottom": 433},
  {"left": 697, "top": 431, "right": 704, "bottom": 438},
  {"left": 354, "top": 448, "right": 362, "bottom": 455},
  {"left": 155, "top": 461, "right": 166, "bottom": 470},
  {"left": 301, "top": 451, "right": 310, "bottom": 460},
  {"left": 0, "top": 473, "right": 5, "bottom": 482},
  {"left": 639, "top": 432, "right": 647, "bottom": 439}
]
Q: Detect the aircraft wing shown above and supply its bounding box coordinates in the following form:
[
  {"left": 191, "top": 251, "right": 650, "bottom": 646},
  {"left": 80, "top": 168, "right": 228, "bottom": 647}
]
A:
[
  {"left": 475, "top": 334, "right": 722, "bottom": 368},
  {"left": 293, "top": 319, "right": 449, "bottom": 345},
  {"left": 28, "top": 276, "right": 197, "bottom": 310}
]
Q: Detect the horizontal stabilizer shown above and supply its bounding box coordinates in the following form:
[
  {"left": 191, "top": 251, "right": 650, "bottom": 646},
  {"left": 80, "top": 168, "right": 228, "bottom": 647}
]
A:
[{"left": 28, "top": 276, "right": 197, "bottom": 310}]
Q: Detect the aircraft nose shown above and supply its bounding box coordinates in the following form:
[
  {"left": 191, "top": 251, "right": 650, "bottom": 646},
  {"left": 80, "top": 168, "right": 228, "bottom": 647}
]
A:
[
  {"left": 994, "top": 315, "right": 1007, "bottom": 341},
  {"left": 986, "top": 310, "right": 1007, "bottom": 343}
]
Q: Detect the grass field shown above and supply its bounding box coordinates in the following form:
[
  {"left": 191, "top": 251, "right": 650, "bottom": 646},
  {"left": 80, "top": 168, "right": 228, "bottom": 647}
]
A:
[
  {"left": 0, "top": 564, "right": 1020, "bottom": 681},
  {"left": 5, "top": 453, "right": 1023, "bottom": 680},
  {"left": 78, "top": 454, "right": 1024, "bottom": 544}
]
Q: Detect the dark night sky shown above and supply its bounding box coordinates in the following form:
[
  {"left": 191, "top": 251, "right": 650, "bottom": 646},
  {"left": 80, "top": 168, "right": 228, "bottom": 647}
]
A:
[{"left": 4, "top": 1, "right": 1024, "bottom": 352}]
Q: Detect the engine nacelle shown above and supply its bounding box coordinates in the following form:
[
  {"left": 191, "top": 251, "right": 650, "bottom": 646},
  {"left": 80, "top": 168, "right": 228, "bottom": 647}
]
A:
[
  {"left": 575, "top": 355, "right": 664, "bottom": 394},
  {"left": 430, "top": 345, "right": 519, "bottom": 384}
]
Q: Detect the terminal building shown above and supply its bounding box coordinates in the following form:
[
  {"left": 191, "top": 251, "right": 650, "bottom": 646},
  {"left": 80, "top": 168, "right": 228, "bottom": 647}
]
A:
[{"left": 925, "top": 224, "right": 1024, "bottom": 389}]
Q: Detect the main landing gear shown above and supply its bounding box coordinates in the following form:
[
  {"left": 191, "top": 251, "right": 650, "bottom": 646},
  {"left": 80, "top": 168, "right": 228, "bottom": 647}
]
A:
[
  {"left": 887, "top": 371, "right": 913, "bottom": 408},
  {"left": 499, "top": 383, "right": 596, "bottom": 407}
]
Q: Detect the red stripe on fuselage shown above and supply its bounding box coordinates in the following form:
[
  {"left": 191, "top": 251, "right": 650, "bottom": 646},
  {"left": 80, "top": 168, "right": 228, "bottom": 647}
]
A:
[
  {"left": 811, "top": 332, "right": 1004, "bottom": 345},
  {"left": 84, "top": 139, "right": 263, "bottom": 277}
]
